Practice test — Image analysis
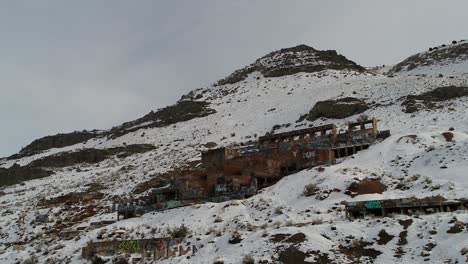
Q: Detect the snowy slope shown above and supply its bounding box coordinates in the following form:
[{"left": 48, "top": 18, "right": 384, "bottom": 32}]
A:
[{"left": 0, "top": 44, "right": 468, "bottom": 263}]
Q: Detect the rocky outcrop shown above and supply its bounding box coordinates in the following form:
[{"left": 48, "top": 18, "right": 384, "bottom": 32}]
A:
[
  {"left": 0, "top": 164, "right": 53, "bottom": 187},
  {"left": 217, "top": 45, "right": 365, "bottom": 85},
  {"left": 388, "top": 40, "right": 468, "bottom": 75},
  {"left": 8, "top": 131, "right": 100, "bottom": 160},
  {"left": 109, "top": 100, "right": 216, "bottom": 138},
  {"left": 303, "top": 97, "right": 369, "bottom": 121},
  {"left": 0, "top": 144, "right": 155, "bottom": 187},
  {"left": 30, "top": 144, "right": 155, "bottom": 168},
  {"left": 401, "top": 86, "right": 468, "bottom": 113}
]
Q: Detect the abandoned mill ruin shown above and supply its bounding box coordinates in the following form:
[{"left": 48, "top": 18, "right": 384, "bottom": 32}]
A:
[
  {"left": 1, "top": 40, "right": 468, "bottom": 264},
  {"left": 116, "top": 117, "right": 391, "bottom": 220}
]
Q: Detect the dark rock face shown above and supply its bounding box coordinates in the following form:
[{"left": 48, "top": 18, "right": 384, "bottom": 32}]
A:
[
  {"left": 109, "top": 100, "right": 216, "bottom": 138},
  {"left": 30, "top": 144, "right": 155, "bottom": 168},
  {"left": 217, "top": 45, "right": 365, "bottom": 86},
  {"left": 0, "top": 165, "right": 53, "bottom": 187},
  {"left": 401, "top": 86, "right": 468, "bottom": 113},
  {"left": 388, "top": 41, "right": 468, "bottom": 74},
  {"left": 0, "top": 144, "right": 155, "bottom": 187},
  {"left": 305, "top": 97, "right": 369, "bottom": 121},
  {"left": 8, "top": 131, "right": 99, "bottom": 160}
]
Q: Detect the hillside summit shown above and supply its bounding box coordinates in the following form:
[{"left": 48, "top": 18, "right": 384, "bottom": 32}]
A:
[
  {"left": 216, "top": 44, "right": 365, "bottom": 85},
  {"left": 0, "top": 41, "right": 468, "bottom": 264}
]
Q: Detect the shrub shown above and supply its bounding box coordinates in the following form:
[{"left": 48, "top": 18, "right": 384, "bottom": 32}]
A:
[
  {"left": 112, "top": 256, "right": 129, "bottom": 264},
  {"left": 303, "top": 183, "right": 320, "bottom": 197},
  {"left": 90, "top": 256, "right": 105, "bottom": 264},
  {"left": 311, "top": 217, "right": 323, "bottom": 225},
  {"left": 22, "top": 255, "right": 39, "bottom": 264},
  {"left": 168, "top": 224, "right": 189, "bottom": 238},
  {"left": 228, "top": 231, "right": 243, "bottom": 244},
  {"left": 213, "top": 258, "right": 225, "bottom": 264},
  {"left": 242, "top": 254, "right": 255, "bottom": 264},
  {"left": 274, "top": 207, "right": 283, "bottom": 215}
]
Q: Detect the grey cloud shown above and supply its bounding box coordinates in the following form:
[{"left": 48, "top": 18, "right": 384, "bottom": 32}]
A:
[{"left": 1, "top": 0, "right": 467, "bottom": 156}]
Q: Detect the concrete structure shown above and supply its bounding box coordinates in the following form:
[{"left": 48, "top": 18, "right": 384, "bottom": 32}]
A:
[
  {"left": 203, "top": 117, "right": 388, "bottom": 189},
  {"left": 82, "top": 237, "right": 196, "bottom": 261}
]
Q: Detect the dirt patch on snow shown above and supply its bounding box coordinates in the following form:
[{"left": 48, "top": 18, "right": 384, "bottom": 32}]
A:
[
  {"left": 346, "top": 179, "right": 386, "bottom": 197},
  {"left": 442, "top": 132, "right": 454, "bottom": 142},
  {"left": 277, "top": 245, "right": 312, "bottom": 264},
  {"left": 398, "top": 219, "right": 414, "bottom": 229},
  {"left": 376, "top": 229, "right": 394, "bottom": 245},
  {"left": 338, "top": 240, "right": 382, "bottom": 263}
]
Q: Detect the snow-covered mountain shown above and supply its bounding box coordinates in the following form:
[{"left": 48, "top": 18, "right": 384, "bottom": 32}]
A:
[
  {"left": 0, "top": 44, "right": 467, "bottom": 264},
  {"left": 388, "top": 39, "right": 468, "bottom": 77}
]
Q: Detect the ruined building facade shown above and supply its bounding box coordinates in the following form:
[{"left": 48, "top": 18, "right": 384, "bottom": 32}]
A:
[
  {"left": 200, "top": 117, "right": 389, "bottom": 194},
  {"left": 118, "top": 118, "right": 390, "bottom": 219}
]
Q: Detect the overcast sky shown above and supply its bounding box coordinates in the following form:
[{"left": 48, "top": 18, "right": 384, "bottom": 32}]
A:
[{"left": 1, "top": 0, "right": 467, "bottom": 157}]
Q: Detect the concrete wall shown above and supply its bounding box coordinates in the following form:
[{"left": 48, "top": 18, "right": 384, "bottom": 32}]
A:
[{"left": 82, "top": 238, "right": 196, "bottom": 261}]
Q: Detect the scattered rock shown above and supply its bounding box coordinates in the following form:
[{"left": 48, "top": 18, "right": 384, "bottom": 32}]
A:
[{"left": 447, "top": 221, "right": 465, "bottom": 234}]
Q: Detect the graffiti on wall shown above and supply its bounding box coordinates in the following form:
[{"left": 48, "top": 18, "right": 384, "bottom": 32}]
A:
[
  {"left": 365, "top": 200, "right": 382, "bottom": 209},
  {"left": 82, "top": 238, "right": 197, "bottom": 260},
  {"left": 302, "top": 150, "right": 317, "bottom": 160},
  {"left": 118, "top": 240, "right": 140, "bottom": 251}
]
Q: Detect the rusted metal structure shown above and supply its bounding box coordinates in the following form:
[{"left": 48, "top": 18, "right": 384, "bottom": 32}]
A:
[{"left": 345, "top": 196, "right": 468, "bottom": 219}]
